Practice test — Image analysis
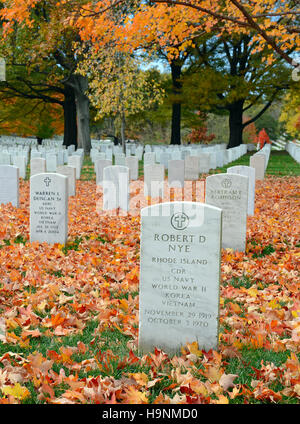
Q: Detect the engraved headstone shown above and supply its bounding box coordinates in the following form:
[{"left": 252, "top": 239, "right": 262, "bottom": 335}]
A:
[
  {"left": 168, "top": 160, "right": 184, "bottom": 188},
  {"left": 160, "top": 152, "right": 171, "bottom": 169},
  {"left": 144, "top": 152, "right": 156, "bottom": 168},
  {"left": 227, "top": 165, "right": 255, "bottom": 216},
  {"left": 103, "top": 165, "right": 130, "bottom": 212},
  {"left": 139, "top": 201, "right": 222, "bottom": 354},
  {"left": 171, "top": 150, "right": 182, "bottom": 161},
  {"left": 198, "top": 153, "right": 211, "bottom": 174},
  {"left": 56, "top": 165, "right": 76, "bottom": 197},
  {"left": 125, "top": 156, "right": 139, "bottom": 181},
  {"left": 114, "top": 153, "right": 126, "bottom": 166},
  {"left": 46, "top": 153, "right": 57, "bottom": 172},
  {"left": 13, "top": 156, "right": 26, "bottom": 179},
  {"left": 250, "top": 154, "right": 265, "bottom": 180},
  {"left": 30, "top": 173, "right": 68, "bottom": 244},
  {"left": 30, "top": 157, "right": 46, "bottom": 176},
  {"left": 184, "top": 156, "right": 199, "bottom": 180},
  {"left": 68, "top": 156, "right": 81, "bottom": 179},
  {"left": 56, "top": 150, "right": 64, "bottom": 166},
  {"left": 144, "top": 164, "right": 165, "bottom": 198},
  {"left": 95, "top": 159, "right": 112, "bottom": 186},
  {"left": 205, "top": 173, "right": 248, "bottom": 251},
  {"left": 0, "top": 165, "right": 19, "bottom": 207},
  {"left": 0, "top": 152, "right": 11, "bottom": 165},
  {"left": 105, "top": 148, "right": 113, "bottom": 161},
  {"left": 94, "top": 152, "right": 106, "bottom": 164}
]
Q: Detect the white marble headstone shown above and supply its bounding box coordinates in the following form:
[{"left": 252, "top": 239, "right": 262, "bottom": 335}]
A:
[
  {"left": 57, "top": 165, "right": 76, "bottom": 197},
  {"left": 125, "top": 156, "right": 139, "bottom": 181},
  {"left": 114, "top": 153, "right": 126, "bottom": 166},
  {"left": 0, "top": 165, "right": 19, "bottom": 207},
  {"left": 30, "top": 158, "right": 46, "bottom": 176},
  {"left": 168, "top": 160, "right": 184, "bottom": 188},
  {"left": 250, "top": 154, "right": 265, "bottom": 180},
  {"left": 227, "top": 165, "right": 255, "bottom": 216},
  {"left": 30, "top": 173, "right": 68, "bottom": 244},
  {"left": 198, "top": 153, "right": 211, "bottom": 174},
  {"left": 95, "top": 159, "right": 112, "bottom": 186},
  {"left": 103, "top": 165, "right": 129, "bottom": 212},
  {"left": 184, "top": 156, "right": 199, "bottom": 180},
  {"left": 144, "top": 152, "right": 156, "bottom": 168},
  {"left": 139, "top": 201, "right": 222, "bottom": 354},
  {"left": 0, "top": 152, "right": 11, "bottom": 165},
  {"left": 46, "top": 154, "right": 57, "bottom": 172},
  {"left": 68, "top": 156, "right": 81, "bottom": 179},
  {"left": 144, "top": 164, "right": 165, "bottom": 198},
  {"left": 13, "top": 156, "right": 26, "bottom": 179},
  {"left": 205, "top": 173, "right": 248, "bottom": 251}
]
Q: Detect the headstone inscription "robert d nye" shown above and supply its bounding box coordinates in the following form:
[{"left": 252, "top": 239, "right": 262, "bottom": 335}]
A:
[{"left": 139, "top": 201, "right": 222, "bottom": 354}]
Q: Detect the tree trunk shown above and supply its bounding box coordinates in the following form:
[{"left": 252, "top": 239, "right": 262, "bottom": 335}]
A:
[
  {"left": 170, "top": 61, "right": 182, "bottom": 145},
  {"left": 171, "top": 102, "right": 181, "bottom": 145},
  {"left": 71, "top": 75, "right": 91, "bottom": 154},
  {"left": 121, "top": 111, "right": 126, "bottom": 154},
  {"left": 228, "top": 100, "right": 245, "bottom": 148},
  {"left": 63, "top": 86, "right": 77, "bottom": 148}
]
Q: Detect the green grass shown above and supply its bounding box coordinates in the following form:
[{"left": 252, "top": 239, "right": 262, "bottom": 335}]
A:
[
  {"left": 264, "top": 151, "right": 300, "bottom": 176},
  {"left": 224, "top": 348, "right": 299, "bottom": 404},
  {"left": 216, "top": 151, "right": 300, "bottom": 176},
  {"left": 80, "top": 155, "right": 95, "bottom": 180}
]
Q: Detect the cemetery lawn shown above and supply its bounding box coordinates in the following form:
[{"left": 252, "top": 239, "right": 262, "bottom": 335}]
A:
[
  {"left": 0, "top": 158, "right": 299, "bottom": 404},
  {"left": 216, "top": 151, "right": 300, "bottom": 176}
]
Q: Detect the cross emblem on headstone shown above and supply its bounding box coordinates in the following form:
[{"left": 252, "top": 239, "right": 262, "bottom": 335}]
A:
[
  {"left": 222, "top": 178, "right": 232, "bottom": 189},
  {"left": 44, "top": 177, "right": 52, "bottom": 187},
  {"left": 171, "top": 212, "right": 189, "bottom": 230},
  {"left": 174, "top": 215, "right": 187, "bottom": 228}
]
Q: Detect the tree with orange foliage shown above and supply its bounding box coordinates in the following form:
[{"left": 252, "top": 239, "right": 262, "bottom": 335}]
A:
[
  {"left": 1, "top": 0, "right": 298, "bottom": 148},
  {"left": 257, "top": 128, "right": 271, "bottom": 149},
  {"left": 187, "top": 112, "right": 215, "bottom": 144},
  {"left": 72, "top": 1, "right": 295, "bottom": 147},
  {"left": 143, "top": 0, "right": 300, "bottom": 67},
  {"left": 71, "top": 1, "right": 299, "bottom": 67},
  {"left": 0, "top": 0, "right": 92, "bottom": 151}
]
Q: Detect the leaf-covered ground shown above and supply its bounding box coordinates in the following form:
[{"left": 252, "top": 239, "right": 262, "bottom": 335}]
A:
[{"left": 0, "top": 174, "right": 299, "bottom": 404}]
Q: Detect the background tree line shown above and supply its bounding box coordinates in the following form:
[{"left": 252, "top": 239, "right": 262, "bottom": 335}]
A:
[{"left": 0, "top": 0, "right": 299, "bottom": 151}]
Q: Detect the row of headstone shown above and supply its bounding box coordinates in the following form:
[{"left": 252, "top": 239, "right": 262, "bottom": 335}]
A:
[
  {"left": 0, "top": 158, "right": 254, "bottom": 357},
  {"left": 95, "top": 145, "right": 248, "bottom": 195},
  {"left": 0, "top": 145, "right": 29, "bottom": 179},
  {"left": 95, "top": 156, "right": 139, "bottom": 185},
  {"left": 90, "top": 142, "right": 248, "bottom": 173},
  {"left": 12, "top": 164, "right": 254, "bottom": 255},
  {"left": 144, "top": 144, "right": 247, "bottom": 171},
  {"left": 286, "top": 141, "right": 300, "bottom": 163},
  {"left": 0, "top": 135, "right": 84, "bottom": 180},
  {"left": 98, "top": 163, "right": 253, "bottom": 251},
  {"left": 30, "top": 153, "right": 82, "bottom": 179},
  {"left": 0, "top": 135, "right": 37, "bottom": 146}
]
